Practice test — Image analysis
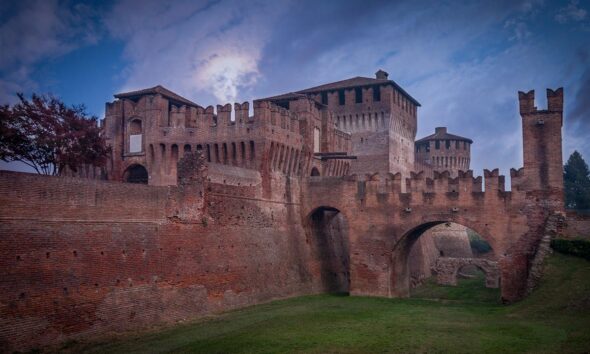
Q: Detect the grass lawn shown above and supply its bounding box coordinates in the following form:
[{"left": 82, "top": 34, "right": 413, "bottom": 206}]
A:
[{"left": 61, "top": 253, "right": 590, "bottom": 353}]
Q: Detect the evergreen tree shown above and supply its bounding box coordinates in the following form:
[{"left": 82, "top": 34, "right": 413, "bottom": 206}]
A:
[{"left": 564, "top": 151, "right": 590, "bottom": 210}]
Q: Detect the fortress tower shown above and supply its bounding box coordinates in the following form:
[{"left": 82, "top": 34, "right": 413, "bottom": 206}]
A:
[
  {"left": 410, "top": 127, "right": 476, "bottom": 287},
  {"left": 517, "top": 88, "right": 564, "bottom": 209},
  {"left": 265, "top": 70, "right": 420, "bottom": 178},
  {"left": 414, "top": 127, "right": 472, "bottom": 178}
]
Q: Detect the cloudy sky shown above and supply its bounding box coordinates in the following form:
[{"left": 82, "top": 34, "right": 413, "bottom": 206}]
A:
[{"left": 1, "top": 0, "right": 589, "bottom": 177}]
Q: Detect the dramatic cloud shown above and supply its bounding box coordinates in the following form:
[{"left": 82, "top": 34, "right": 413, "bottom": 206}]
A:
[
  {"left": 0, "top": 0, "right": 99, "bottom": 102},
  {"left": 104, "top": 0, "right": 284, "bottom": 103},
  {"left": 555, "top": 0, "right": 588, "bottom": 23},
  {"left": 1, "top": 0, "right": 589, "bottom": 176}
]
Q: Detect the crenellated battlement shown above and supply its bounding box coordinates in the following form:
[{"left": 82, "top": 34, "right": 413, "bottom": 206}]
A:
[
  {"left": 518, "top": 87, "right": 564, "bottom": 114},
  {"left": 317, "top": 167, "right": 514, "bottom": 200}
]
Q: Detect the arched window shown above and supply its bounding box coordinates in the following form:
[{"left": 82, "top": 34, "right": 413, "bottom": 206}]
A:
[
  {"left": 311, "top": 167, "right": 320, "bottom": 176},
  {"left": 123, "top": 164, "right": 148, "bottom": 184}
]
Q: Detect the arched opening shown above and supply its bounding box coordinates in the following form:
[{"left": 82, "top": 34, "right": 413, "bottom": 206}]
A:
[
  {"left": 123, "top": 164, "right": 148, "bottom": 184},
  {"left": 391, "top": 221, "right": 498, "bottom": 299},
  {"left": 311, "top": 167, "right": 320, "bottom": 176},
  {"left": 307, "top": 207, "right": 350, "bottom": 294}
]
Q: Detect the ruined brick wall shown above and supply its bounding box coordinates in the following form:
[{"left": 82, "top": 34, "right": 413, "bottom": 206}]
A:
[
  {"left": 409, "top": 223, "right": 473, "bottom": 287},
  {"left": 0, "top": 170, "right": 325, "bottom": 352}
]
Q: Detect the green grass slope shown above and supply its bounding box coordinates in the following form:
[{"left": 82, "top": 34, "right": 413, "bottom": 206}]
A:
[{"left": 59, "top": 253, "right": 590, "bottom": 354}]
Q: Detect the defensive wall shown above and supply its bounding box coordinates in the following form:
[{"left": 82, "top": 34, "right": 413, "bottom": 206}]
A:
[
  {"left": 0, "top": 155, "right": 329, "bottom": 351},
  {"left": 0, "top": 88, "right": 568, "bottom": 352}
]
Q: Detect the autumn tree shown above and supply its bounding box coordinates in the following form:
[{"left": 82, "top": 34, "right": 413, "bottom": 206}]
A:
[
  {"left": 0, "top": 93, "right": 110, "bottom": 175},
  {"left": 564, "top": 151, "right": 590, "bottom": 210}
]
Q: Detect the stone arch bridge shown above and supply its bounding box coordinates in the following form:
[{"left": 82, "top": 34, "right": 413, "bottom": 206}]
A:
[
  {"left": 299, "top": 88, "right": 566, "bottom": 303},
  {"left": 300, "top": 169, "right": 563, "bottom": 303}
]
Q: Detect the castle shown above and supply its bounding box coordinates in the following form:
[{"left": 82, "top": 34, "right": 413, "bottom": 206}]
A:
[{"left": 0, "top": 70, "right": 572, "bottom": 352}]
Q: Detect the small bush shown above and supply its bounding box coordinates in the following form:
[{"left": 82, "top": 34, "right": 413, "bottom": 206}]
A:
[
  {"left": 467, "top": 229, "right": 492, "bottom": 254},
  {"left": 550, "top": 238, "right": 590, "bottom": 260}
]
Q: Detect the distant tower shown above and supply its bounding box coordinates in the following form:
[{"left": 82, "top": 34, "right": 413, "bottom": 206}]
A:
[
  {"left": 410, "top": 127, "right": 476, "bottom": 288},
  {"left": 518, "top": 88, "right": 564, "bottom": 208},
  {"left": 414, "top": 127, "right": 473, "bottom": 177}
]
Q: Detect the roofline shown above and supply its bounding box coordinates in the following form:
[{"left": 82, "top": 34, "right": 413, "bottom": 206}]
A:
[
  {"left": 416, "top": 136, "right": 473, "bottom": 144},
  {"left": 114, "top": 85, "right": 202, "bottom": 108},
  {"left": 297, "top": 78, "right": 421, "bottom": 107}
]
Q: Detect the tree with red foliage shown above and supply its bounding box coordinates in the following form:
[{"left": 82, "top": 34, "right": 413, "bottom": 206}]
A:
[{"left": 0, "top": 93, "right": 110, "bottom": 175}]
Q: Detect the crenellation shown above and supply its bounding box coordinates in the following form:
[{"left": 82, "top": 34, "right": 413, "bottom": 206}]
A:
[
  {"left": 518, "top": 90, "right": 536, "bottom": 114},
  {"left": 546, "top": 87, "right": 563, "bottom": 112},
  {"left": 484, "top": 168, "right": 506, "bottom": 192}
]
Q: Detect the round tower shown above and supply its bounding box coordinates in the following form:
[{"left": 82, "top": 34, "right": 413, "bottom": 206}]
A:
[
  {"left": 415, "top": 127, "right": 473, "bottom": 177},
  {"left": 410, "top": 127, "right": 477, "bottom": 288}
]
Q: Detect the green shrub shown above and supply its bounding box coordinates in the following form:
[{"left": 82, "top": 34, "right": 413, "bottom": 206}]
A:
[
  {"left": 550, "top": 238, "right": 590, "bottom": 260},
  {"left": 467, "top": 229, "right": 492, "bottom": 254}
]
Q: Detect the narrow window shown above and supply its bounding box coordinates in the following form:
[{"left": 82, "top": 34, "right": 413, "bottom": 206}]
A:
[
  {"left": 149, "top": 144, "right": 155, "bottom": 165},
  {"left": 338, "top": 90, "right": 345, "bottom": 105},
  {"left": 241, "top": 141, "right": 246, "bottom": 161},
  {"left": 435, "top": 140, "right": 440, "bottom": 150},
  {"left": 355, "top": 87, "right": 362, "bottom": 103},
  {"left": 373, "top": 86, "right": 381, "bottom": 101},
  {"left": 321, "top": 91, "right": 328, "bottom": 105},
  {"left": 184, "top": 144, "right": 191, "bottom": 153},
  {"left": 250, "top": 141, "right": 255, "bottom": 160},
  {"left": 214, "top": 144, "right": 220, "bottom": 162},
  {"left": 455, "top": 140, "right": 460, "bottom": 149},
  {"left": 445, "top": 140, "right": 450, "bottom": 149},
  {"left": 206, "top": 144, "right": 211, "bottom": 162},
  {"left": 231, "top": 142, "right": 237, "bottom": 162},
  {"left": 222, "top": 143, "right": 228, "bottom": 163},
  {"left": 171, "top": 144, "right": 179, "bottom": 161}
]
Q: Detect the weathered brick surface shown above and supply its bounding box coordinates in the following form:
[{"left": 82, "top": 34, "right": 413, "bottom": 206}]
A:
[
  {"left": 433, "top": 257, "right": 500, "bottom": 288},
  {"left": 0, "top": 167, "right": 323, "bottom": 352}
]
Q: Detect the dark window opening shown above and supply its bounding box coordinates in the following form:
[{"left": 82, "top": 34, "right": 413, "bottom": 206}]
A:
[
  {"left": 321, "top": 91, "right": 328, "bottom": 105},
  {"left": 184, "top": 144, "right": 191, "bottom": 153},
  {"left": 249, "top": 141, "right": 255, "bottom": 160},
  {"left": 446, "top": 140, "right": 451, "bottom": 149},
  {"left": 355, "top": 87, "right": 362, "bottom": 103},
  {"left": 435, "top": 140, "right": 440, "bottom": 150},
  {"left": 311, "top": 167, "right": 320, "bottom": 176},
  {"left": 338, "top": 90, "right": 345, "bottom": 105},
  {"left": 241, "top": 141, "right": 246, "bottom": 161},
  {"left": 171, "top": 144, "right": 179, "bottom": 161},
  {"left": 231, "top": 142, "right": 237, "bottom": 161},
  {"left": 373, "top": 86, "right": 381, "bottom": 101},
  {"left": 222, "top": 143, "right": 228, "bottom": 163}
]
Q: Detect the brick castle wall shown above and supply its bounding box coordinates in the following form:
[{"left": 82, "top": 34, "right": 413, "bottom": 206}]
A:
[{"left": 0, "top": 170, "right": 324, "bottom": 352}]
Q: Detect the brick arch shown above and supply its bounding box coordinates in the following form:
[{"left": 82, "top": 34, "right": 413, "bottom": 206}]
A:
[
  {"left": 434, "top": 257, "right": 500, "bottom": 289},
  {"left": 304, "top": 205, "right": 352, "bottom": 293},
  {"left": 122, "top": 163, "right": 148, "bottom": 184},
  {"left": 387, "top": 219, "right": 500, "bottom": 298}
]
